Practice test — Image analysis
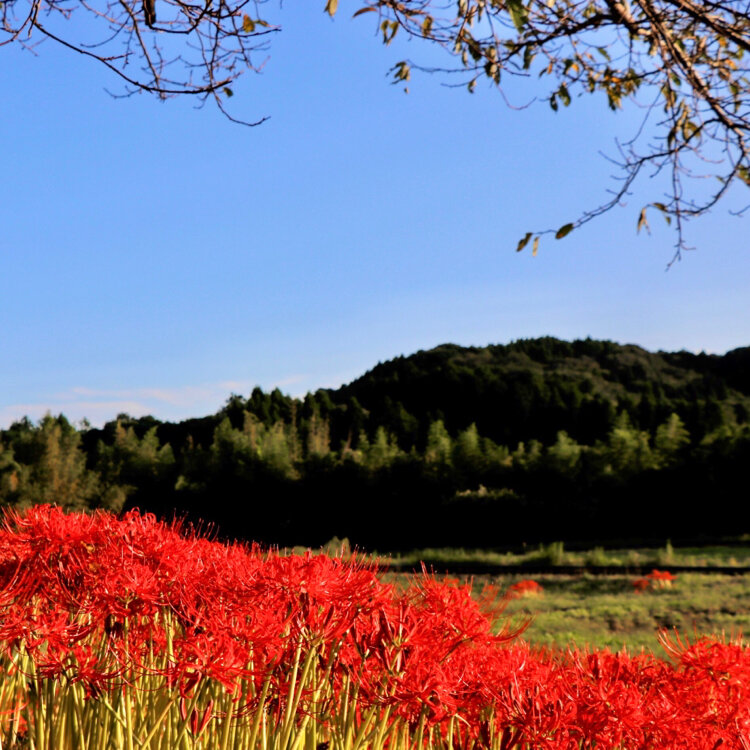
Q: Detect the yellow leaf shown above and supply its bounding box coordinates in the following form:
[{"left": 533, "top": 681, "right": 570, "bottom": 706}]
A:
[
  {"left": 532, "top": 236, "right": 539, "bottom": 256},
  {"left": 242, "top": 15, "right": 255, "bottom": 32},
  {"left": 637, "top": 207, "right": 649, "bottom": 234},
  {"left": 326, "top": 0, "right": 338, "bottom": 17}
]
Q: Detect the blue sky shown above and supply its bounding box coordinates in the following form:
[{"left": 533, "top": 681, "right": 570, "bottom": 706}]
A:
[{"left": 2, "top": 3, "right": 749, "bottom": 428}]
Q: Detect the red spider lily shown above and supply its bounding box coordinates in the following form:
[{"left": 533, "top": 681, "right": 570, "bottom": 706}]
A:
[
  {"left": 180, "top": 696, "right": 214, "bottom": 736},
  {"left": 633, "top": 570, "right": 677, "bottom": 593},
  {"left": 648, "top": 569, "right": 677, "bottom": 591},
  {"left": 508, "top": 579, "right": 544, "bottom": 599},
  {"left": 2, "top": 506, "right": 750, "bottom": 750}
]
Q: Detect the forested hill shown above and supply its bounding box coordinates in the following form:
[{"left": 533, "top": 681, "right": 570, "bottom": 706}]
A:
[
  {"left": 2, "top": 337, "right": 750, "bottom": 549},
  {"left": 325, "top": 338, "right": 750, "bottom": 449}
]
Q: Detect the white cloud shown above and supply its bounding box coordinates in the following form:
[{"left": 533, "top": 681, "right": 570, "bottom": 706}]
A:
[
  {"left": 269, "top": 375, "right": 307, "bottom": 389},
  {"left": 68, "top": 385, "right": 242, "bottom": 407}
]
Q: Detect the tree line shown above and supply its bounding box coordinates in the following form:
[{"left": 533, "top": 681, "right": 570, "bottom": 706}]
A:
[{"left": 1, "top": 337, "right": 749, "bottom": 549}]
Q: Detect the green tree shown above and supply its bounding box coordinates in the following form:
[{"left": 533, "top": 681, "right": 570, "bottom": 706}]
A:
[
  {"left": 453, "top": 423, "right": 484, "bottom": 475},
  {"left": 259, "top": 422, "right": 297, "bottom": 477},
  {"left": 347, "top": 430, "right": 372, "bottom": 465},
  {"left": 546, "top": 431, "right": 582, "bottom": 476},
  {"left": 306, "top": 412, "right": 332, "bottom": 459},
  {"left": 483, "top": 437, "right": 512, "bottom": 469},
  {"left": 511, "top": 439, "right": 543, "bottom": 471},
  {"left": 424, "top": 420, "right": 452, "bottom": 465},
  {"left": 210, "top": 417, "right": 255, "bottom": 475},
  {"left": 11, "top": 415, "right": 101, "bottom": 510},
  {"left": 364, "top": 427, "right": 402, "bottom": 471},
  {"left": 0, "top": 442, "right": 20, "bottom": 502},
  {"left": 605, "top": 412, "right": 657, "bottom": 475},
  {"left": 94, "top": 421, "right": 174, "bottom": 510},
  {"left": 654, "top": 413, "right": 691, "bottom": 467},
  {"left": 212, "top": 412, "right": 297, "bottom": 478}
]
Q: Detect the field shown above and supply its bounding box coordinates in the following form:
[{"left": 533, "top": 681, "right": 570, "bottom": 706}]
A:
[
  {"left": 387, "top": 540, "right": 750, "bottom": 570},
  {"left": 488, "top": 572, "right": 750, "bottom": 651},
  {"left": 2, "top": 507, "right": 750, "bottom": 749},
  {"left": 380, "top": 542, "right": 750, "bottom": 651}
]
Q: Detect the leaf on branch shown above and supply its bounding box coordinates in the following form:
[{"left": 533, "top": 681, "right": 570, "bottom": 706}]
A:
[
  {"left": 467, "top": 37, "right": 483, "bottom": 61},
  {"left": 516, "top": 232, "right": 533, "bottom": 252},
  {"left": 325, "top": 0, "right": 339, "bottom": 17},
  {"left": 381, "top": 19, "right": 399, "bottom": 44},
  {"left": 558, "top": 83, "right": 571, "bottom": 106},
  {"left": 422, "top": 15, "right": 434, "bottom": 36},
  {"left": 391, "top": 62, "right": 411, "bottom": 83},
  {"left": 242, "top": 15, "right": 255, "bottom": 33},
  {"left": 555, "top": 223, "right": 574, "bottom": 239},
  {"left": 523, "top": 45, "right": 535, "bottom": 70},
  {"left": 353, "top": 7, "right": 377, "bottom": 18},
  {"left": 506, "top": 0, "right": 528, "bottom": 33},
  {"left": 637, "top": 207, "right": 650, "bottom": 234},
  {"left": 532, "top": 236, "right": 540, "bottom": 256},
  {"left": 651, "top": 203, "right": 672, "bottom": 225}
]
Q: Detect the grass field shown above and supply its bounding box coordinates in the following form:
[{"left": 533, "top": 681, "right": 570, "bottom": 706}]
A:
[
  {"left": 325, "top": 540, "right": 750, "bottom": 652},
  {"left": 468, "top": 571, "right": 750, "bottom": 651},
  {"left": 385, "top": 539, "right": 750, "bottom": 569},
  {"left": 375, "top": 540, "right": 750, "bottom": 652}
]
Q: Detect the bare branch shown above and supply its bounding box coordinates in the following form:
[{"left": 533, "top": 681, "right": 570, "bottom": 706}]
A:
[
  {"left": 1, "top": 0, "right": 279, "bottom": 118},
  {"left": 3, "top": 0, "right": 749, "bottom": 254},
  {"left": 353, "top": 0, "right": 750, "bottom": 257}
]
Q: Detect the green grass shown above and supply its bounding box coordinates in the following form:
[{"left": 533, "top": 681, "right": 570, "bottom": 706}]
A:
[
  {"left": 305, "top": 540, "right": 750, "bottom": 653},
  {"left": 384, "top": 540, "right": 750, "bottom": 569},
  {"left": 478, "top": 572, "right": 750, "bottom": 652}
]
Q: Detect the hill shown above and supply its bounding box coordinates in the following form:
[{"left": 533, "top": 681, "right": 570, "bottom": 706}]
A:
[
  {"left": 322, "top": 337, "right": 750, "bottom": 449},
  {"left": 2, "top": 337, "right": 750, "bottom": 549}
]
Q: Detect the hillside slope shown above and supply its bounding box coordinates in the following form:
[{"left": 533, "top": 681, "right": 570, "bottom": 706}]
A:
[
  {"left": 324, "top": 337, "right": 750, "bottom": 448},
  {"left": 3, "top": 337, "right": 750, "bottom": 549}
]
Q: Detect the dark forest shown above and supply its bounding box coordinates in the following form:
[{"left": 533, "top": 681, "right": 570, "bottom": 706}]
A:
[{"left": 2, "top": 337, "right": 749, "bottom": 549}]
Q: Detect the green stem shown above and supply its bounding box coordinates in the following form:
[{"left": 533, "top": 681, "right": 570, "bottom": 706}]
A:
[{"left": 247, "top": 671, "right": 274, "bottom": 750}]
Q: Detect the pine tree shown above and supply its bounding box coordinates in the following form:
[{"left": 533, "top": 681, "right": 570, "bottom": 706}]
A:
[
  {"left": 424, "top": 420, "right": 452, "bottom": 465},
  {"left": 13, "top": 415, "right": 101, "bottom": 510},
  {"left": 654, "top": 413, "right": 691, "bottom": 467}
]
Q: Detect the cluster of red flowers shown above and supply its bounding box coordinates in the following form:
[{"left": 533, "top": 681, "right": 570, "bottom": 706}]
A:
[
  {"left": 0, "top": 506, "right": 748, "bottom": 748},
  {"left": 633, "top": 569, "right": 677, "bottom": 592},
  {"left": 508, "top": 579, "right": 544, "bottom": 598}
]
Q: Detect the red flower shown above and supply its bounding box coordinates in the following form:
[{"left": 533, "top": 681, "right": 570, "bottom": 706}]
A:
[{"left": 509, "top": 580, "right": 544, "bottom": 598}]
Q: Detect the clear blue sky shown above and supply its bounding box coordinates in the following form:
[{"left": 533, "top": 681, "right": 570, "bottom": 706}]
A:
[{"left": 2, "top": 3, "right": 749, "bottom": 428}]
